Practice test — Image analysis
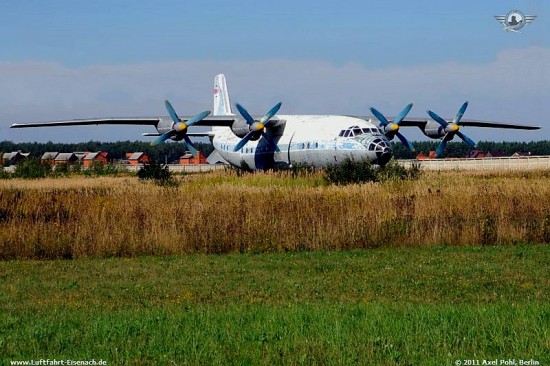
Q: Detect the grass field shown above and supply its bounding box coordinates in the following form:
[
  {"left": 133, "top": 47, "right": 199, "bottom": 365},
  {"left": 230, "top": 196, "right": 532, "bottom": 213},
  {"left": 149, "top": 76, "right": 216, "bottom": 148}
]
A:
[
  {"left": 1, "top": 170, "right": 549, "bottom": 259},
  {"left": 1, "top": 245, "right": 549, "bottom": 365},
  {"left": 1, "top": 170, "right": 549, "bottom": 364}
]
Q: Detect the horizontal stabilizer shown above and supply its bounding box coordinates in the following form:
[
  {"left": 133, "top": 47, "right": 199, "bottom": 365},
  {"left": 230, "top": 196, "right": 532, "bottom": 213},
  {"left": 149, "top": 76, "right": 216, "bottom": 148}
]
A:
[{"left": 206, "top": 150, "right": 229, "bottom": 165}]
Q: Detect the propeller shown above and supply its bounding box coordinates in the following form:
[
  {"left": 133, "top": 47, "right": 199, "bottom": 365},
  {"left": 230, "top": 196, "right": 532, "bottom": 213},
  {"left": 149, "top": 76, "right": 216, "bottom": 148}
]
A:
[
  {"left": 233, "top": 102, "right": 282, "bottom": 152},
  {"left": 151, "top": 100, "right": 210, "bottom": 157},
  {"left": 427, "top": 101, "right": 476, "bottom": 157},
  {"left": 370, "top": 103, "right": 415, "bottom": 151}
]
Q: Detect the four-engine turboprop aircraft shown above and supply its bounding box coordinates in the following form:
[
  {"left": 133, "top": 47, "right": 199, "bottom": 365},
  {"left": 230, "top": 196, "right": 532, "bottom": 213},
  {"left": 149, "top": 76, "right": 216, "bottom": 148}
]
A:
[{"left": 11, "top": 74, "right": 541, "bottom": 170}]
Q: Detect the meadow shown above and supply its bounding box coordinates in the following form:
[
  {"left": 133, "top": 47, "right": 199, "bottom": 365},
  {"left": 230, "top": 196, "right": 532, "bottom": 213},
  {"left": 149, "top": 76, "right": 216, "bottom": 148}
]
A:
[
  {"left": 0, "top": 169, "right": 549, "bottom": 364},
  {"left": 1, "top": 246, "right": 549, "bottom": 365},
  {"left": 0, "top": 169, "right": 549, "bottom": 259}
]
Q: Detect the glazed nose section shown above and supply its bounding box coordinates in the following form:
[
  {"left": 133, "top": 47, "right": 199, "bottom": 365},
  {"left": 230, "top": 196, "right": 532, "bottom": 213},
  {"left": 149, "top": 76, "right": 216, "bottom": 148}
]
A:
[{"left": 367, "top": 138, "right": 393, "bottom": 165}]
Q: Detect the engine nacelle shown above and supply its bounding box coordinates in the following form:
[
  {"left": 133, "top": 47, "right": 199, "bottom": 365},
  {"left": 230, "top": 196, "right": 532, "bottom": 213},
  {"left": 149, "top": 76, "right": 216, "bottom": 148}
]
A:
[
  {"left": 422, "top": 121, "right": 446, "bottom": 139},
  {"left": 229, "top": 117, "right": 285, "bottom": 139},
  {"left": 230, "top": 118, "right": 252, "bottom": 138}
]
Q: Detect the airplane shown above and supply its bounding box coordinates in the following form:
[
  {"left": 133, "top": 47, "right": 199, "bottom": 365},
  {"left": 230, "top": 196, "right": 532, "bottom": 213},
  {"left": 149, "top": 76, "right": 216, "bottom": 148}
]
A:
[{"left": 10, "top": 74, "right": 541, "bottom": 170}]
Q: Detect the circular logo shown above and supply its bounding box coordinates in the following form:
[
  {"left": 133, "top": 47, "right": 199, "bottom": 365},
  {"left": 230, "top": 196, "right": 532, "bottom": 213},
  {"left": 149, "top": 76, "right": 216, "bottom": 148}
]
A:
[{"left": 505, "top": 10, "right": 526, "bottom": 31}]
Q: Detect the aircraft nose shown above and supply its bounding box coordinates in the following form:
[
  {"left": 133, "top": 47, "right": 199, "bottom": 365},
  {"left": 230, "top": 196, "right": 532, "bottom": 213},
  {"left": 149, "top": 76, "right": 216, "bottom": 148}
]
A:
[
  {"left": 367, "top": 138, "right": 391, "bottom": 151},
  {"left": 366, "top": 138, "right": 393, "bottom": 165},
  {"left": 376, "top": 147, "right": 392, "bottom": 166}
]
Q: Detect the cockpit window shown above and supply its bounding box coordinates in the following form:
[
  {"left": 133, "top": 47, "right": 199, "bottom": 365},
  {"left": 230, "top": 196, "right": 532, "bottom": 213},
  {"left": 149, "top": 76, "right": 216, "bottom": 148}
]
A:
[{"left": 339, "top": 125, "right": 381, "bottom": 138}]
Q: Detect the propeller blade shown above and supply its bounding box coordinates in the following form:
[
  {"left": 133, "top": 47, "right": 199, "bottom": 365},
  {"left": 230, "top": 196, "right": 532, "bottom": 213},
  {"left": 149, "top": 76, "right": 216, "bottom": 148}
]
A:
[
  {"left": 430, "top": 102, "right": 473, "bottom": 156},
  {"left": 370, "top": 107, "right": 390, "bottom": 126},
  {"left": 453, "top": 101, "right": 469, "bottom": 124},
  {"left": 456, "top": 131, "right": 476, "bottom": 147},
  {"left": 233, "top": 132, "right": 254, "bottom": 152},
  {"left": 151, "top": 130, "right": 175, "bottom": 146},
  {"left": 186, "top": 110, "right": 211, "bottom": 126},
  {"left": 236, "top": 103, "right": 255, "bottom": 125},
  {"left": 396, "top": 132, "right": 415, "bottom": 151},
  {"left": 165, "top": 100, "right": 180, "bottom": 124},
  {"left": 427, "top": 110, "right": 448, "bottom": 127},
  {"left": 260, "top": 102, "right": 282, "bottom": 124},
  {"left": 435, "top": 139, "right": 448, "bottom": 158},
  {"left": 394, "top": 103, "right": 414, "bottom": 125},
  {"left": 261, "top": 132, "right": 280, "bottom": 152},
  {"left": 183, "top": 135, "right": 198, "bottom": 157}
]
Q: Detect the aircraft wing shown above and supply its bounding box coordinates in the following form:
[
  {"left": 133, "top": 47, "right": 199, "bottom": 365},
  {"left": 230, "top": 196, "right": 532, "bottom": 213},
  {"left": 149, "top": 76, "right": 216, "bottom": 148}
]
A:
[
  {"left": 10, "top": 118, "right": 161, "bottom": 128},
  {"left": 396, "top": 117, "right": 540, "bottom": 130},
  {"left": 186, "top": 132, "right": 215, "bottom": 137},
  {"left": 456, "top": 119, "right": 540, "bottom": 130},
  {"left": 187, "top": 116, "right": 235, "bottom": 127},
  {"left": 10, "top": 116, "right": 235, "bottom": 128},
  {"left": 395, "top": 117, "right": 431, "bottom": 127}
]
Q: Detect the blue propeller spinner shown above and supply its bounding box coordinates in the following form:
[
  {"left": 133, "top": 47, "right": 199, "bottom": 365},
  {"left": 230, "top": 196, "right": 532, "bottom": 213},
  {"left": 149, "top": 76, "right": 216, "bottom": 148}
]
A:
[
  {"left": 427, "top": 101, "right": 476, "bottom": 157},
  {"left": 233, "top": 102, "right": 282, "bottom": 152},
  {"left": 370, "top": 103, "right": 415, "bottom": 152},
  {"left": 150, "top": 100, "right": 210, "bottom": 157}
]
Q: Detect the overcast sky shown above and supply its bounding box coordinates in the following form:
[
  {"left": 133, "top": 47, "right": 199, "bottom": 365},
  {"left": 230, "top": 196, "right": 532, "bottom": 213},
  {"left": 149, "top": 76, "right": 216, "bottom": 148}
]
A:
[{"left": 1, "top": 0, "right": 548, "bottom": 143}]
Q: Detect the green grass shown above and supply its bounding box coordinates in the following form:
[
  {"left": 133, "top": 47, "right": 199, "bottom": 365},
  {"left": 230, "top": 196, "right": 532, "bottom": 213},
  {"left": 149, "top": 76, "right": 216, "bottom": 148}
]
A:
[{"left": 1, "top": 245, "right": 549, "bottom": 365}]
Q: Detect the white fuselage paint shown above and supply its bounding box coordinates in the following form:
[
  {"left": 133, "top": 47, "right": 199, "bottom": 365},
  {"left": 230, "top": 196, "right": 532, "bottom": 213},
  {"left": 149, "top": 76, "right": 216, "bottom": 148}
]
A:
[{"left": 211, "top": 115, "right": 392, "bottom": 170}]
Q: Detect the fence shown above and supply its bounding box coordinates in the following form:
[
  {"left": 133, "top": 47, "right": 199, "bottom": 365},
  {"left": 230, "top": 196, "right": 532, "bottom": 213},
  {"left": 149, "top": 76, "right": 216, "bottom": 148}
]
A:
[
  {"left": 125, "top": 164, "right": 227, "bottom": 173},
  {"left": 398, "top": 156, "right": 550, "bottom": 171},
  {"left": 4, "top": 158, "right": 550, "bottom": 173}
]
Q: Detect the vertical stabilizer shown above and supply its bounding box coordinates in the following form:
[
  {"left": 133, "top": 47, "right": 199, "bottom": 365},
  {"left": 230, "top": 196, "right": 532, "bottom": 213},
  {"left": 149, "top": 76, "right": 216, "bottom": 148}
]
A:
[{"left": 213, "top": 74, "right": 233, "bottom": 116}]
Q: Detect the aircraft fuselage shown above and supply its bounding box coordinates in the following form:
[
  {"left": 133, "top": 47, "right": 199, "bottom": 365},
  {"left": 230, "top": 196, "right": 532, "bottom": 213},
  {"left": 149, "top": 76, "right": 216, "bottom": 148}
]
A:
[{"left": 211, "top": 115, "right": 392, "bottom": 170}]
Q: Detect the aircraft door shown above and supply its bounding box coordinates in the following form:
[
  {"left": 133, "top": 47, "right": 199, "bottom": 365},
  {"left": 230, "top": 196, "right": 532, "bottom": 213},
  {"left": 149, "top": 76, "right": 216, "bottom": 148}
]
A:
[{"left": 286, "top": 132, "right": 296, "bottom": 168}]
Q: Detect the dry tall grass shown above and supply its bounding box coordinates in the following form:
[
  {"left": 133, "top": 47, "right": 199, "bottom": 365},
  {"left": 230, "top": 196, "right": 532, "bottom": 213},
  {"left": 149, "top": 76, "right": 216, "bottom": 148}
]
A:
[{"left": 1, "top": 170, "right": 549, "bottom": 259}]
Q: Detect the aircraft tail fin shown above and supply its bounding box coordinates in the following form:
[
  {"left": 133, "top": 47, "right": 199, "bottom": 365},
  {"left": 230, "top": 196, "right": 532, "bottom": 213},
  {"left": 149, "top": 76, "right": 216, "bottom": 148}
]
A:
[{"left": 213, "top": 74, "right": 233, "bottom": 116}]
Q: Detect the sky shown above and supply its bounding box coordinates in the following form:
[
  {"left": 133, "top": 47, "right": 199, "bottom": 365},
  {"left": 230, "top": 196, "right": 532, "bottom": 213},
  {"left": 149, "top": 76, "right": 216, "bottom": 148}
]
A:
[{"left": 1, "top": 0, "right": 549, "bottom": 143}]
